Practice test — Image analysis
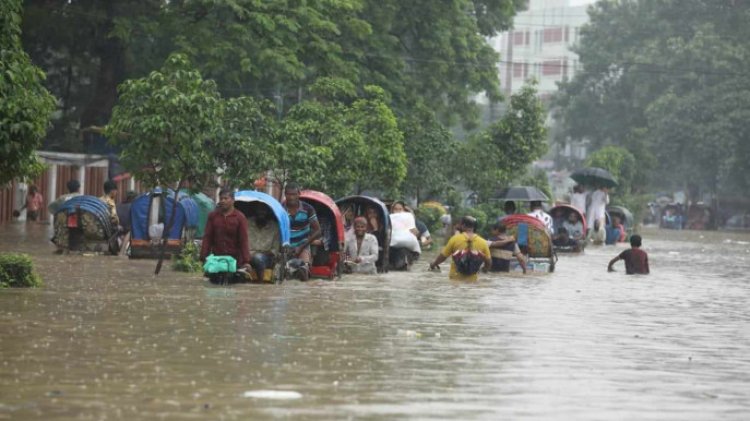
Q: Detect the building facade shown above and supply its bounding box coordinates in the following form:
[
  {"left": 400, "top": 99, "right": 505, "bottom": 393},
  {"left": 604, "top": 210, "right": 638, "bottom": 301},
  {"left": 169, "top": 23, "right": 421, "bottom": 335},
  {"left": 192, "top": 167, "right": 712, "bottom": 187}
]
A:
[{"left": 492, "top": 0, "right": 590, "bottom": 98}]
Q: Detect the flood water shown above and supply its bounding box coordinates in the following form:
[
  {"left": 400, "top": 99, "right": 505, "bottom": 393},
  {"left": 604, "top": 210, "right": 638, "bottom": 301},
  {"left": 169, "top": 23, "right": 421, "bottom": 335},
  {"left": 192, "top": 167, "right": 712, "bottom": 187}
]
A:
[{"left": 1, "top": 221, "right": 749, "bottom": 420}]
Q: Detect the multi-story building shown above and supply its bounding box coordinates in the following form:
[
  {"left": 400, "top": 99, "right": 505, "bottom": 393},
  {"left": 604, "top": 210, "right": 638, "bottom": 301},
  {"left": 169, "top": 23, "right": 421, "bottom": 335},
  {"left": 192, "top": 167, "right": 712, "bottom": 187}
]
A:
[
  {"left": 492, "top": 0, "right": 591, "bottom": 99},
  {"left": 489, "top": 0, "right": 595, "bottom": 199}
]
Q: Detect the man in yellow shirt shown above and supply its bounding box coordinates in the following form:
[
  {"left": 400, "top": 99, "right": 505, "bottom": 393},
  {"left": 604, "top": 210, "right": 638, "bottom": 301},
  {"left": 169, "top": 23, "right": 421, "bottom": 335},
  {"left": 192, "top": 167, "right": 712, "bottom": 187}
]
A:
[{"left": 429, "top": 216, "right": 491, "bottom": 281}]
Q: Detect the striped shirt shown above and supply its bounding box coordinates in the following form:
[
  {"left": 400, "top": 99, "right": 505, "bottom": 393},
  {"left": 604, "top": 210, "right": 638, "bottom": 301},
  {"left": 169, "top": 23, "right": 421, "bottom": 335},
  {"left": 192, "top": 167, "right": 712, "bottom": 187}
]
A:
[{"left": 285, "top": 201, "right": 318, "bottom": 248}]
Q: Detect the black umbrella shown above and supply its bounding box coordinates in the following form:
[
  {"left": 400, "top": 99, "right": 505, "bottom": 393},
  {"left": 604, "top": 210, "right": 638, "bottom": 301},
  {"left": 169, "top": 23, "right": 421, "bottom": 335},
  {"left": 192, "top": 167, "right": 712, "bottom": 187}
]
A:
[
  {"left": 495, "top": 186, "right": 550, "bottom": 202},
  {"left": 570, "top": 167, "right": 618, "bottom": 188}
]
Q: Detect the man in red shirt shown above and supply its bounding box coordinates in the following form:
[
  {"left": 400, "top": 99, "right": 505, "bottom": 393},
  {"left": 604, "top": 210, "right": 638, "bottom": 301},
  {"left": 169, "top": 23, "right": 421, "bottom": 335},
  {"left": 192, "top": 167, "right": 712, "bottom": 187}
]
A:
[
  {"left": 201, "top": 189, "right": 251, "bottom": 282},
  {"left": 608, "top": 234, "right": 649, "bottom": 275}
]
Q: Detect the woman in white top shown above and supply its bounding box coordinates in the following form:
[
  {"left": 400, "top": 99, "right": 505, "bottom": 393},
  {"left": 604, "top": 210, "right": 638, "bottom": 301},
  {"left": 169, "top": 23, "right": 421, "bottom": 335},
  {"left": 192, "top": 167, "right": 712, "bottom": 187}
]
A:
[
  {"left": 570, "top": 184, "right": 588, "bottom": 217},
  {"left": 389, "top": 201, "right": 421, "bottom": 254}
]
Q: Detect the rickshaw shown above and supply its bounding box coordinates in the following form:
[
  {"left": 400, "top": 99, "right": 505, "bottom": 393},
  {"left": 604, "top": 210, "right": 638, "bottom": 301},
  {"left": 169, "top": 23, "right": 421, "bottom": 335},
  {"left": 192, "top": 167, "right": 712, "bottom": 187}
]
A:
[
  {"left": 660, "top": 203, "right": 684, "bottom": 230},
  {"left": 128, "top": 188, "right": 200, "bottom": 258},
  {"left": 501, "top": 214, "right": 556, "bottom": 272},
  {"left": 549, "top": 204, "right": 587, "bottom": 253},
  {"left": 384, "top": 201, "right": 423, "bottom": 271},
  {"left": 234, "top": 190, "right": 291, "bottom": 283},
  {"left": 300, "top": 190, "right": 345, "bottom": 280},
  {"left": 51, "top": 195, "right": 119, "bottom": 254},
  {"left": 606, "top": 205, "right": 634, "bottom": 242},
  {"left": 179, "top": 189, "right": 215, "bottom": 239},
  {"left": 335, "top": 195, "right": 391, "bottom": 273},
  {"left": 686, "top": 203, "right": 715, "bottom": 230}
]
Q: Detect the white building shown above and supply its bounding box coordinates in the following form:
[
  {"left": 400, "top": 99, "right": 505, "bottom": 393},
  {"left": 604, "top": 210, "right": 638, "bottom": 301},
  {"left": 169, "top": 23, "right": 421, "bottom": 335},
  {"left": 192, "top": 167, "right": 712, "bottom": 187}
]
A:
[{"left": 492, "top": 0, "right": 592, "bottom": 99}]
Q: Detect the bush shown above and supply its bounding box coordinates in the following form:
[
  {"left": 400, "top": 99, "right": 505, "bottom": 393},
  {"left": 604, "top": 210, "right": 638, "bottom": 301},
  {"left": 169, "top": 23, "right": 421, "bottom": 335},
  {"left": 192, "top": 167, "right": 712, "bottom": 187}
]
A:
[
  {"left": 453, "top": 207, "right": 488, "bottom": 236},
  {"left": 0, "top": 253, "right": 43, "bottom": 288},
  {"left": 415, "top": 205, "right": 444, "bottom": 235},
  {"left": 172, "top": 241, "right": 203, "bottom": 272},
  {"left": 476, "top": 203, "right": 503, "bottom": 226}
]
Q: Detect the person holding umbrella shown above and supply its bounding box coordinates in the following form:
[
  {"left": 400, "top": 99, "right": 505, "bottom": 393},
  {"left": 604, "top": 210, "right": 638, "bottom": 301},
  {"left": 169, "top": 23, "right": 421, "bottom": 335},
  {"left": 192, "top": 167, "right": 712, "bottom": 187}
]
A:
[
  {"left": 570, "top": 184, "right": 588, "bottom": 217},
  {"left": 570, "top": 167, "right": 616, "bottom": 244},
  {"left": 587, "top": 186, "right": 609, "bottom": 244}
]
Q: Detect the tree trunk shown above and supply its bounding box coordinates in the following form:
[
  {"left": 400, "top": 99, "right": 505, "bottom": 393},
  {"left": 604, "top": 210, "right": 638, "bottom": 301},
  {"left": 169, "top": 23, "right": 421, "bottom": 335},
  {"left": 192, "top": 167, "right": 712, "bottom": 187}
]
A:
[{"left": 79, "top": 4, "right": 126, "bottom": 129}]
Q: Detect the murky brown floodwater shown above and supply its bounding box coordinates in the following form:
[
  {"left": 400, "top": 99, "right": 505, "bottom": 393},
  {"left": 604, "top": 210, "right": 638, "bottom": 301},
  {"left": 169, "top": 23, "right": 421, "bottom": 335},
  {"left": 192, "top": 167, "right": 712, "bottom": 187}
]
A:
[{"left": 1, "top": 221, "right": 749, "bottom": 420}]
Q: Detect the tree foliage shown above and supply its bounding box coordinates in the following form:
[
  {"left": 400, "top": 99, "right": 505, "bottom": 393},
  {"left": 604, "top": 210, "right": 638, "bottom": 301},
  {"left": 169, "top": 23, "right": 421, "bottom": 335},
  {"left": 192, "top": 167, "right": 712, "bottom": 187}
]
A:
[
  {"left": 19, "top": 0, "right": 547, "bottom": 205},
  {"left": 554, "top": 0, "right": 750, "bottom": 195},
  {"left": 264, "top": 79, "right": 406, "bottom": 199},
  {"left": 0, "top": 0, "right": 56, "bottom": 185},
  {"left": 106, "top": 57, "right": 406, "bottom": 200},
  {"left": 585, "top": 146, "right": 637, "bottom": 197},
  {"left": 400, "top": 106, "right": 457, "bottom": 203},
  {"left": 212, "top": 95, "right": 278, "bottom": 188},
  {"left": 457, "top": 82, "right": 548, "bottom": 202},
  {"left": 22, "top": 0, "right": 524, "bottom": 153},
  {"left": 22, "top": 0, "right": 163, "bottom": 150},
  {"left": 105, "top": 53, "right": 221, "bottom": 190}
]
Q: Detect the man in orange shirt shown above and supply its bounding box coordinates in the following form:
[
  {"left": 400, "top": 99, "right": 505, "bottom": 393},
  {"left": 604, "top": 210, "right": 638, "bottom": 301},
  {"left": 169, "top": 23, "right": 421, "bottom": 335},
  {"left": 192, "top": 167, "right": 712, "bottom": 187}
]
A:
[{"left": 22, "top": 185, "right": 44, "bottom": 222}]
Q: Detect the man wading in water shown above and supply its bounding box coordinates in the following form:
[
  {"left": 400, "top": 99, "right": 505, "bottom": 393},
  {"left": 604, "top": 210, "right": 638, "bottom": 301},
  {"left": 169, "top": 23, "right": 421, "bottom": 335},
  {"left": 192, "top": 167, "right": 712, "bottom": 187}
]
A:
[
  {"left": 283, "top": 182, "right": 321, "bottom": 281},
  {"left": 429, "top": 216, "right": 491, "bottom": 281},
  {"left": 200, "top": 189, "right": 252, "bottom": 283}
]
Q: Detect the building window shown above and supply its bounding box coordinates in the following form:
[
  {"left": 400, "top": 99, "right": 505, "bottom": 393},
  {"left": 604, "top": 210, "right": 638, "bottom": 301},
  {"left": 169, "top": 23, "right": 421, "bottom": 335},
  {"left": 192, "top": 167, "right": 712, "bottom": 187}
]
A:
[
  {"left": 513, "top": 31, "right": 525, "bottom": 45},
  {"left": 513, "top": 62, "right": 524, "bottom": 78},
  {"left": 542, "top": 59, "right": 562, "bottom": 76},
  {"left": 543, "top": 27, "right": 563, "bottom": 44}
]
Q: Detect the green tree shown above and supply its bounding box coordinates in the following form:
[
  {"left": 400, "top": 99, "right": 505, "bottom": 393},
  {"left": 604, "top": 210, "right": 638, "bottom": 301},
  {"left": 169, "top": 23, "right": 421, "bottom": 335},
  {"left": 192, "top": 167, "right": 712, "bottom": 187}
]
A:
[
  {"left": 554, "top": 0, "right": 750, "bottom": 196},
  {"left": 117, "top": 0, "right": 373, "bottom": 107},
  {"left": 23, "top": 0, "right": 524, "bottom": 152},
  {"left": 259, "top": 79, "right": 406, "bottom": 199},
  {"left": 457, "top": 83, "right": 548, "bottom": 202},
  {"left": 400, "top": 106, "right": 456, "bottom": 204},
  {"left": 0, "top": 0, "right": 56, "bottom": 185},
  {"left": 348, "top": 85, "right": 406, "bottom": 197},
  {"left": 211, "top": 96, "right": 278, "bottom": 189},
  {"left": 105, "top": 53, "right": 221, "bottom": 274},
  {"left": 349, "top": 0, "right": 525, "bottom": 128},
  {"left": 105, "top": 53, "right": 220, "bottom": 190},
  {"left": 584, "top": 146, "right": 637, "bottom": 199},
  {"left": 22, "top": 0, "right": 163, "bottom": 150}
]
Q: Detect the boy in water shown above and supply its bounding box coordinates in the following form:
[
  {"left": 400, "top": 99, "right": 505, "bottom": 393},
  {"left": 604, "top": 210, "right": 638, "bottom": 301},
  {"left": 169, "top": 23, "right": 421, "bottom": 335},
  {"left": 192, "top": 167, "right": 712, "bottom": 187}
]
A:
[
  {"left": 488, "top": 222, "right": 526, "bottom": 273},
  {"left": 608, "top": 234, "right": 649, "bottom": 274}
]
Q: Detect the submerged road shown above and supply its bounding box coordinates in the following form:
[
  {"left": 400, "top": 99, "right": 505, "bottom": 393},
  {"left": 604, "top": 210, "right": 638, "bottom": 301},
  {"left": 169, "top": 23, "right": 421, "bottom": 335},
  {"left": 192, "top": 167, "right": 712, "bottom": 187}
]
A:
[{"left": 1, "top": 222, "right": 749, "bottom": 420}]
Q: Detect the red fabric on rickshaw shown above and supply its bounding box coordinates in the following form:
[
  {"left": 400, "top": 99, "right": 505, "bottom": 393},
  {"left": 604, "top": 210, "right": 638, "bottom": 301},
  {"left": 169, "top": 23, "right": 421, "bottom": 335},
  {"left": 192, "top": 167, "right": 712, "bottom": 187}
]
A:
[{"left": 502, "top": 214, "right": 546, "bottom": 230}]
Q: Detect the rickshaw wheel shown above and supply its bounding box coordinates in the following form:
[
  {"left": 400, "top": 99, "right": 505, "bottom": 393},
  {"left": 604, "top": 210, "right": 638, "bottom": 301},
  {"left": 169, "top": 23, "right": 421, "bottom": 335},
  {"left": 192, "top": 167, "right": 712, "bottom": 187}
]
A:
[{"left": 107, "top": 233, "right": 120, "bottom": 255}]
